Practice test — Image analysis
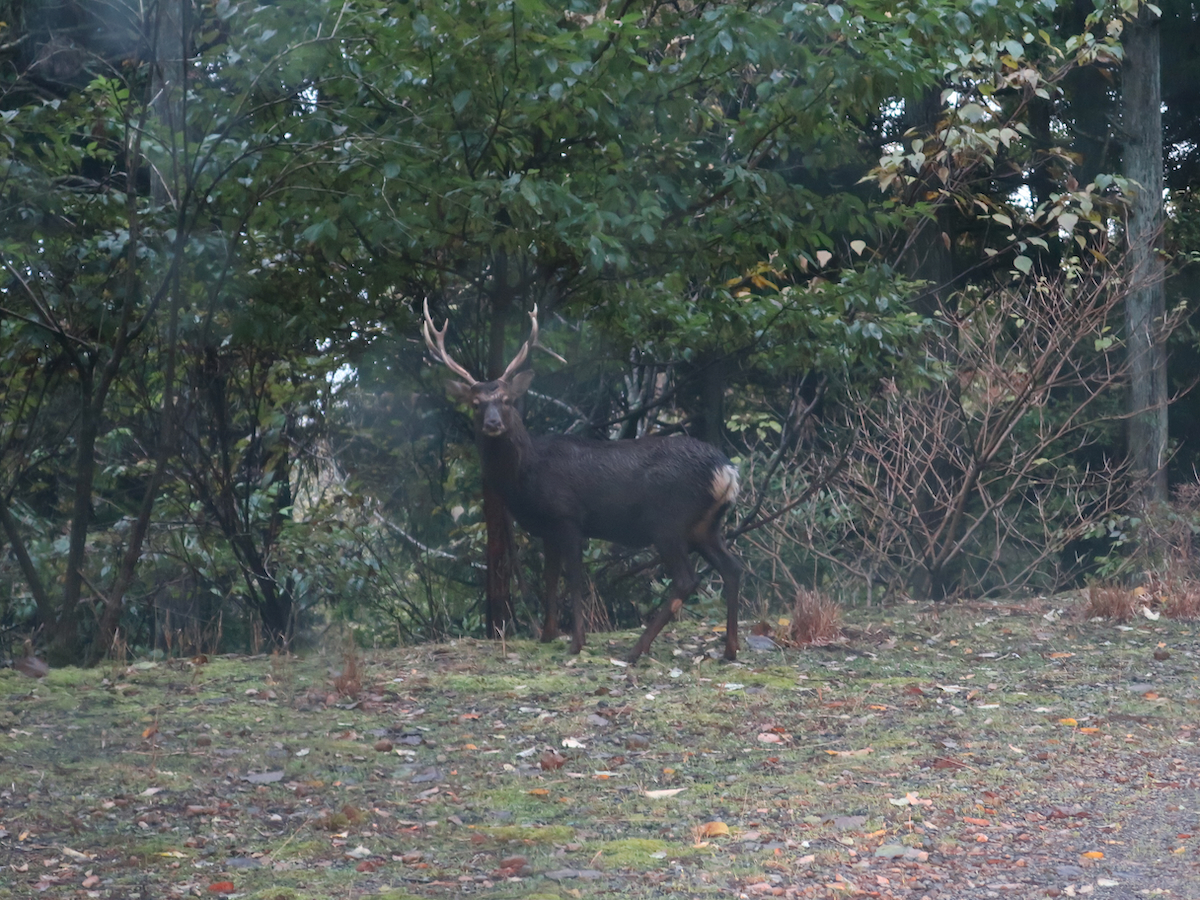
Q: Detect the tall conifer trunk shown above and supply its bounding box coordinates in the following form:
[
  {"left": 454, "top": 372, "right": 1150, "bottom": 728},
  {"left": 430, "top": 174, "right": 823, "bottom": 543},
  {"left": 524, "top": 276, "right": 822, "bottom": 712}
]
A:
[{"left": 1123, "top": 7, "right": 1167, "bottom": 507}]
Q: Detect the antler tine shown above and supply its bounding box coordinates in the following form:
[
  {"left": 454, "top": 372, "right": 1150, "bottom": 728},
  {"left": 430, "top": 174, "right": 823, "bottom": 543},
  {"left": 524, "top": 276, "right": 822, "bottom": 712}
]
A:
[
  {"left": 499, "top": 305, "right": 536, "bottom": 381},
  {"left": 422, "top": 299, "right": 478, "bottom": 385},
  {"left": 500, "top": 304, "right": 567, "bottom": 381}
]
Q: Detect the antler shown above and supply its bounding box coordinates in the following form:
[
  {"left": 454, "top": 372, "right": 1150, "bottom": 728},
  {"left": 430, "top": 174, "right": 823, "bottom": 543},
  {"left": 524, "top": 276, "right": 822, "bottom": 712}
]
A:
[
  {"left": 424, "top": 301, "right": 566, "bottom": 384},
  {"left": 423, "top": 299, "right": 479, "bottom": 385},
  {"left": 500, "top": 304, "right": 568, "bottom": 381}
]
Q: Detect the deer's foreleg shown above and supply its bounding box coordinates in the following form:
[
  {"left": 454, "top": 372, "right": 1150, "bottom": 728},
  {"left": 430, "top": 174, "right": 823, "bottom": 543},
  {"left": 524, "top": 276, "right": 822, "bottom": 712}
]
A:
[
  {"left": 541, "top": 543, "right": 562, "bottom": 642},
  {"left": 559, "top": 529, "right": 587, "bottom": 654}
]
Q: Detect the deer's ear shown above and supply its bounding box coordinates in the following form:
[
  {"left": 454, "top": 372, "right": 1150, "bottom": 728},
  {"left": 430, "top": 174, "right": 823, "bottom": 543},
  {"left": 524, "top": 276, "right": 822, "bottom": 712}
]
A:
[
  {"left": 508, "top": 369, "right": 534, "bottom": 398},
  {"left": 446, "top": 380, "right": 475, "bottom": 404}
]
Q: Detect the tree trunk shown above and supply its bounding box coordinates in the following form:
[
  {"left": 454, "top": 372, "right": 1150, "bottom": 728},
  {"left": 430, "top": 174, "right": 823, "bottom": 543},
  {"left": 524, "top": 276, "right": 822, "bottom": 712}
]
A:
[
  {"left": 695, "top": 354, "right": 728, "bottom": 449},
  {"left": 482, "top": 484, "right": 515, "bottom": 638},
  {"left": 481, "top": 256, "right": 516, "bottom": 638},
  {"left": 0, "top": 489, "right": 53, "bottom": 626},
  {"left": 93, "top": 264, "right": 182, "bottom": 662},
  {"left": 1123, "top": 7, "right": 1167, "bottom": 507},
  {"left": 48, "top": 368, "right": 99, "bottom": 665}
]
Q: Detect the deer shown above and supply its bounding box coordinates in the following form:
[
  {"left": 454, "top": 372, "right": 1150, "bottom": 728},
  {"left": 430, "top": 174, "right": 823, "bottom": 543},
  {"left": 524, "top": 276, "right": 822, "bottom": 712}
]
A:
[{"left": 423, "top": 301, "right": 743, "bottom": 663}]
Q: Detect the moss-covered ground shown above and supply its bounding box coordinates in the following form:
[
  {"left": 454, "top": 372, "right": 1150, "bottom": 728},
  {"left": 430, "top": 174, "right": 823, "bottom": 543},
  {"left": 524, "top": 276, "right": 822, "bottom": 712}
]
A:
[{"left": 3, "top": 598, "right": 1200, "bottom": 898}]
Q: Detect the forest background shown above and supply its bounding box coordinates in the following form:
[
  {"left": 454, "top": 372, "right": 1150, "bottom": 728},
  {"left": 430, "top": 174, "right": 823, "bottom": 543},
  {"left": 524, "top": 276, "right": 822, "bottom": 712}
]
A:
[{"left": 2, "top": 0, "right": 1199, "bottom": 665}]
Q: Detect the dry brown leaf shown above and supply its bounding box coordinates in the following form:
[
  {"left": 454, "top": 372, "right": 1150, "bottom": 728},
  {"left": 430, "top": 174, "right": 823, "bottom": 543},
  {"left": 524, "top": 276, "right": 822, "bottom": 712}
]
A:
[
  {"left": 540, "top": 751, "right": 566, "bottom": 770},
  {"left": 695, "top": 821, "right": 730, "bottom": 838}
]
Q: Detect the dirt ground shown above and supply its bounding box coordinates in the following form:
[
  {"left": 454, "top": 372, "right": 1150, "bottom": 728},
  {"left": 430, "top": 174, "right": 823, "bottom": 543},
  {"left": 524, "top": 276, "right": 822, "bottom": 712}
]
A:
[{"left": 2, "top": 598, "right": 1199, "bottom": 899}]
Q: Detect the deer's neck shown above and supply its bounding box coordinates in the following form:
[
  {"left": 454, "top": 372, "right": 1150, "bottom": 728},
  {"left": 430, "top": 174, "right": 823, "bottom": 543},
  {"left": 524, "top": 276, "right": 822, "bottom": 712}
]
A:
[{"left": 478, "top": 424, "right": 534, "bottom": 493}]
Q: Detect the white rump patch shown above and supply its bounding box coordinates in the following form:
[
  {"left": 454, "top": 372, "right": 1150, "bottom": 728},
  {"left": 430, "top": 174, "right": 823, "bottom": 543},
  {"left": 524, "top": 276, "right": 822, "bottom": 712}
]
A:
[{"left": 711, "top": 464, "right": 740, "bottom": 506}]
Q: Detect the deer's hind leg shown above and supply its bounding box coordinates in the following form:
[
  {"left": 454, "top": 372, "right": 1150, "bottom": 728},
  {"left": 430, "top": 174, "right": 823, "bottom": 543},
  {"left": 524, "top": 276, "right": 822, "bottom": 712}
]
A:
[
  {"left": 628, "top": 539, "right": 699, "bottom": 663},
  {"left": 696, "top": 532, "right": 742, "bottom": 661}
]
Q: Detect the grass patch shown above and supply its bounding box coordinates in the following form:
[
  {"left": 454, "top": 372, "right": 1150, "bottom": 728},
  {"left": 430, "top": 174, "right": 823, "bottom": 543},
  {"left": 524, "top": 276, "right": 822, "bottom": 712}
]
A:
[{"left": 5, "top": 600, "right": 1200, "bottom": 896}]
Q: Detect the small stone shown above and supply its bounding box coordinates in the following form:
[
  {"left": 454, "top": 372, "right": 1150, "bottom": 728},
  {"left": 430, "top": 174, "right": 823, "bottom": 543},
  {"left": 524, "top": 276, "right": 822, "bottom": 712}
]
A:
[{"left": 410, "top": 766, "right": 441, "bottom": 784}]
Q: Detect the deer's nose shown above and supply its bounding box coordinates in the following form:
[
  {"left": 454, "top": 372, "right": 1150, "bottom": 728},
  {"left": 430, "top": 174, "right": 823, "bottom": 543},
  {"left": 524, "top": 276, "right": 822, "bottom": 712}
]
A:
[{"left": 482, "top": 405, "right": 505, "bottom": 436}]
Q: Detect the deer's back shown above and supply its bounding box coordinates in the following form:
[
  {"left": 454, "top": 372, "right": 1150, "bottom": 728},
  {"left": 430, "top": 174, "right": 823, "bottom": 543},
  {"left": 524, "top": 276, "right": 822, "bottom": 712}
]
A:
[{"left": 502, "top": 434, "right": 736, "bottom": 547}]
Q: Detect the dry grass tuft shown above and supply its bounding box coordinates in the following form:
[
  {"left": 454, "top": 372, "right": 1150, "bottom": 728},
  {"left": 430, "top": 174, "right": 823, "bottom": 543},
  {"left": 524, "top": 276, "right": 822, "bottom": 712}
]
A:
[
  {"left": 1084, "top": 576, "right": 1200, "bottom": 622},
  {"left": 786, "top": 588, "right": 843, "bottom": 646},
  {"left": 1083, "top": 584, "right": 1141, "bottom": 621},
  {"left": 332, "top": 645, "right": 361, "bottom": 698},
  {"left": 1162, "top": 578, "right": 1200, "bottom": 620}
]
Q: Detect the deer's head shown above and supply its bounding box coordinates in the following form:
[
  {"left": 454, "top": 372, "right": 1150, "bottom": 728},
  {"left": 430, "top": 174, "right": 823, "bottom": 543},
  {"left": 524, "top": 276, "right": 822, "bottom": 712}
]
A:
[{"left": 423, "top": 301, "right": 557, "bottom": 439}]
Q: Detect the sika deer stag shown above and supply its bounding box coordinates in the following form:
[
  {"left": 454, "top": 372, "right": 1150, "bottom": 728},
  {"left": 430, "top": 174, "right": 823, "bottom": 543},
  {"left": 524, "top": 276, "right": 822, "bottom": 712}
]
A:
[{"left": 424, "top": 302, "right": 742, "bottom": 662}]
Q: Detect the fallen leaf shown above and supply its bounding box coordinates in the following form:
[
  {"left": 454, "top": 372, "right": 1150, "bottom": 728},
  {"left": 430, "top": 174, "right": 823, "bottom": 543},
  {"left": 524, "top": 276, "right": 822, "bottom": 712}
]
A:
[
  {"left": 540, "top": 751, "right": 566, "bottom": 770},
  {"left": 1058, "top": 718, "right": 1078, "bottom": 727},
  {"left": 1081, "top": 850, "right": 1104, "bottom": 859},
  {"left": 207, "top": 882, "right": 235, "bottom": 893},
  {"left": 825, "top": 747, "right": 873, "bottom": 757},
  {"left": 529, "top": 788, "right": 550, "bottom": 796},
  {"left": 695, "top": 821, "right": 730, "bottom": 838},
  {"left": 888, "top": 792, "right": 932, "bottom": 807},
  {"left": 644, "top": 788, "right": 686, "bottom": 799}
]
